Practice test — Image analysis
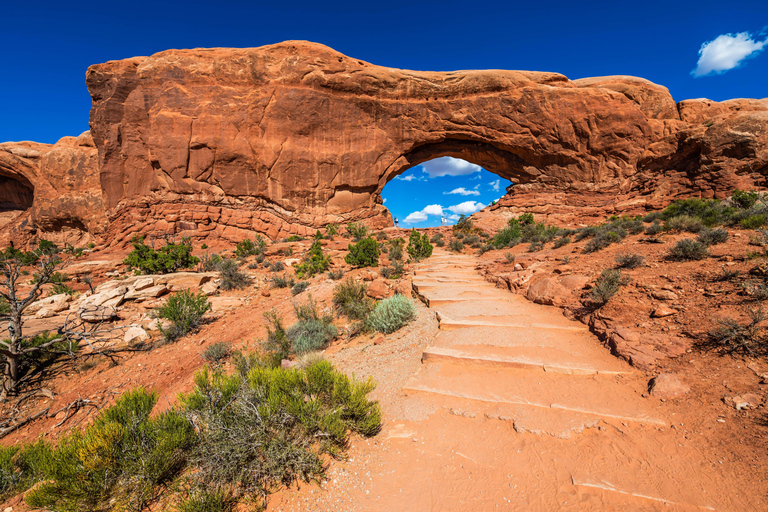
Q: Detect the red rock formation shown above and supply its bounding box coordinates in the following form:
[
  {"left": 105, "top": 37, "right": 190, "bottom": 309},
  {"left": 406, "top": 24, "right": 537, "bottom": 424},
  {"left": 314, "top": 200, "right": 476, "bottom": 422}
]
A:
[
  {"left": 2, "top": 41, "right": 767, "bottom": 243},
  {"left": 0, "top": 132, "right": 105, "bottom": 247}
]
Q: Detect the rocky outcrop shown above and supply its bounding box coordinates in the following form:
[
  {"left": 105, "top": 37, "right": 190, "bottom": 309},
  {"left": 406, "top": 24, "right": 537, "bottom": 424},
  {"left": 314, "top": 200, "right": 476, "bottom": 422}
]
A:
[
  {"left": 2, "top": 41, "right": 768, "bottom": 244},
  {"left": 0, "top": 132, "right": 106, "bottom": 246}
]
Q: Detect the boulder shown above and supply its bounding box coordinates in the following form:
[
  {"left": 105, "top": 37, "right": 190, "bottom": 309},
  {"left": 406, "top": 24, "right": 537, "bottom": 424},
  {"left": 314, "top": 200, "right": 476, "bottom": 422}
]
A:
[
  {"left": 526, "top": 275, "right": 588, "bottom": 306},
  {"left": 367, "top": 279, "right": 391, "bottom": 300},
  {"left": 652, "top": 306, "right": 677, "bottom": 318},
  {"left": 24, "top": 293, "right": 71, "bottom": 315},
  {"left": 201, "top": 280, "right": 219, "bottom": 296},
  {"left": 132, "top": 277, "right": 154, "bottom": 291},
  {"left": 124, "top": 284, "right": 168, "bottom": 301},
  {"left": 80, "top": 306, "right": 117, "bottom": 323},
  {"left": 651, "top": 290, "right": 679, "bottom": 301},
  {"left": 124, "top": 326, "right": 150, "bottom": 344},
  {"left": 648, "top": 373, "right": 690, "bottom": 399}
]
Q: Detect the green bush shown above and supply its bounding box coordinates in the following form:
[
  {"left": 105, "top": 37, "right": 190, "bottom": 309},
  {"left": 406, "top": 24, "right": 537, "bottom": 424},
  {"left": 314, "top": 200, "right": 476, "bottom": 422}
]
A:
[
  {"left": 286, "top": 235, "right": 304, "bottom": 242},
  {"left": 553, "top": 236, "right": 571, "bottom": 249},
  {"left": 666, "top": 214, "right": 704, "bottom": 233},
  {"left": 124, "top": 236, "right": 200, "bottom": 275},
  {"left": 157, "top": 289, "right": 211, "bottom": 343},
  {"left": 269, "top": 261, "right": 285, "bottom": 272},
  {"left": 0, "top": 296, "right": 9, "bottom": 317},
  {"left": 449, "top": 239, "right": 464, "bottom": 252},
  {"left": 235, "top": 239, "right": 257, "bottom": 258},
  {"left": 697, "top": 227, "right": 729, "bottom": 246},
  {"left": 589, "top": 269, "right": 629, "bottom": 306},
  {"left": 365, "top": 294, "right": 416, "bottom": 334},
  {"left": 660, "top": 198, "right": 734, "bottom": 227},
  {"left": 325, "top": 224, "right": 339, "bottom": 237},
  {"left": 270, "top": 274, "right": 295, "bottom": 289},
  {"left": 217, "top": 259, "right": 251, "bottom": 291},
  {"left": 202, "top": 342, "right": 231, "bottom": 364},
  {"left": 333, "top": 278, "right": 374, "bottom": 320},
  {"left": 291, "top": 281, "right": 310, "bottom": 296},
  {"left": 645, "top": 221, "right": 664, "bottom": 235},
  {"left": 345, "top": 237, "right": 380, "bottom": 268},
  {"left": 327, "top": 269, "right": 345, "bottom": 280},
  {"left": 518, "top": 213, "right": 534, "bottom": 225},
  {"left": 668, "top": 239, "right": 709, "bottom": 261},
  {"left": 407, "top": 229, "right": 433, "bottom": 261},
  {"left": 263, "top": 311, "right": 291, "bottom": 363},
  {"left": 741, "top": 214, "right": 768, "bottom": 230},
  {"left": 504, "top": 252, "right": 515, "bottom": 263},
  {"left": 731, "top": 189, "right": 760, "bottom": 210},
  {"left": 294, "top": 240, "right": 331, "bottom": 278},
  {"left": 380, "top": 260, "right": 404, "bottom": 279},
  {"left": 346, "top": 222, "right": 369, "bottom": 241},
  {"left": 179, "top": 360, "right": 380, "bottom": 505},
  {"left": 388, "top": 238, "right": 404, "bottom": 261},
  {"left": 50, "top": 283, "right": 77, "bottom": 296},
  {"left": 175, "top": 488, "right": 235, "bottom": 512},
  {"left": 25, "top": 387, "right": 194, "bottom": 512},
  {"left": 0, "top": 445, "right": 22, "bottom": 501},
  {"left": 452, "top": 214, "right": 473, "bottom": 233},
  {"left": 527, "top": 240, "right": 544, "bottom": 252},
  {"left": 615, "top": 253, "right": 645, "bottom": 269},
  {"left": 709, "top": 307, "right": 766, "bottom": 354},
  {"left": 199, "top": 252, "right": 223, "bottom": 272}
]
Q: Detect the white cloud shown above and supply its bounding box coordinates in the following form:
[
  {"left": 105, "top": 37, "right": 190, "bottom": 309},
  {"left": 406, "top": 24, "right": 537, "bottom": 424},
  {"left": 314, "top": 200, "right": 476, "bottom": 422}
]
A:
[
  {"left": 396, "top": 174, "right": 426, "bottom": 182},
  {"left": 446, "top": 214, "right": 460, "bottom": 222},
  {"left": 444, "top": 187, "right": 480, "bottom": 196},
  {"left": 446, "top": 200, "right": 486, "bottom": 215},
  {"left": 422, "top": 204, "right": 444, "bottom": 216},
  {"left": 692, "top": 31, "right": 768, "bottom": 77},
  {"left": 402, "top": 204, "right": 444, "bottom": 224},
  {"left": 420, "top": 157, "right": 483, "bottom": 178},
  {"left": 383, "top": 197, "right": 387, "bottom": 204},
  {"left": 403, "top": 211, "right": 428, "bottom": 223},
  {"left": 489, "top": 179, "right": 500, "bottom": 192}
]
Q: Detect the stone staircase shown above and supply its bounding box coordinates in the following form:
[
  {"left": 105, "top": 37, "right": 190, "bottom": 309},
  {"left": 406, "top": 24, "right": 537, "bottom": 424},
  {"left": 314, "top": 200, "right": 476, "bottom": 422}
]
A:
[{"left": 398, "top": 251, "right": 728, "bottom": 511}]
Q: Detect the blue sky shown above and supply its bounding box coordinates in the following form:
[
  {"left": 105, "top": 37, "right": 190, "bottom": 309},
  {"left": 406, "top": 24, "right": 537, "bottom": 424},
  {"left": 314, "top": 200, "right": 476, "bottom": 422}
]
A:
[{"left": 1, "top": 0, "right": 766, "bottom": 226}]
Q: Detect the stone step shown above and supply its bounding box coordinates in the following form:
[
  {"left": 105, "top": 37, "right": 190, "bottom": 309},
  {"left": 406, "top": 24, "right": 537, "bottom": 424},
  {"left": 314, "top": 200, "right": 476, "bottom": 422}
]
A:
[
  {"left": 404, "top": 363, "right": 665, "bottom": 426},
  {"left": 436, "top": 311, "right": 588, "bottom": 332},
  {"left": 422, "top": 346, "right": 630, "bottom": 375}
]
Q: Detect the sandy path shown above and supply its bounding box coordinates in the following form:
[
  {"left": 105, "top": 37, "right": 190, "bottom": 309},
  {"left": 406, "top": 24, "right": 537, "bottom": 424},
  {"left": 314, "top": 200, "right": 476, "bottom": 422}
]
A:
[{"left": 270, "top": 251, "right": 761, "bottom": 511}]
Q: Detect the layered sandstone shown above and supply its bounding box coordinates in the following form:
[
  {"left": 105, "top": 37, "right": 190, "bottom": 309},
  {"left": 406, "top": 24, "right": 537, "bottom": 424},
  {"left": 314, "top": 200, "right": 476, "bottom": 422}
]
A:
[{"left": 2, "top": 41, "right": 768, "bottom": 243}]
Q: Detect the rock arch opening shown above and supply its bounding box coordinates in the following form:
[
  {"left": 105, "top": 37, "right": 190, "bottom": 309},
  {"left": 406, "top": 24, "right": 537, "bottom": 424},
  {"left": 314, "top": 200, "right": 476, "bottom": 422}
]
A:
[{"left": 380, "top": 146, "right": 512, "bottom": 228}]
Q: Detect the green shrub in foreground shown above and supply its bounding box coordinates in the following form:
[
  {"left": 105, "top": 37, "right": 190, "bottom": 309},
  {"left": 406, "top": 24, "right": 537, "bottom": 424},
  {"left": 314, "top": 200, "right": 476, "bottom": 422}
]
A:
[
  {"left": 589, "top": 269, "right": 629, "bottom": 306},
  {"left": 157, "top": 289, "right": 211, "bottom": 343},
  {"left": 179, "top": 360, "right": 381, "bottom": 504},
  {"left": 366, "top": 294, "right": 416, "bottom": 334},
  {"left": 287, "top": 296, "right": 337, "bottom": 353},
  {"left": 24, "top": 388, "right": 194, "bottom": 512},
  {"left": 333, "top": 278, "right": 374, "bottom": 321},
  {"left": 407, "top": 229, "right": 433, "bottom": 261},
  {"left": 345, "top": 237, "right": 380, "bottom": 268}
]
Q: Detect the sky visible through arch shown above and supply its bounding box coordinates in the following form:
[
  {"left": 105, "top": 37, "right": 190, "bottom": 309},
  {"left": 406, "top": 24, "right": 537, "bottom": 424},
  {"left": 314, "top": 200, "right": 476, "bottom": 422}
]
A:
[{"left": 381, "top": 157, "right": 511, "bottom": 228}]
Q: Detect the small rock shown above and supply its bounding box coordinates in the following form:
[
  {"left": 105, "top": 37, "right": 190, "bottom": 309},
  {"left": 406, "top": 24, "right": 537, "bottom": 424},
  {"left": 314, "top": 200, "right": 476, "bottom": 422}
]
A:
[
  {"left": 261, "top": 288, "right": 271, "bottom": 297},
  {"left": 373, "top": 335, "right": 384, "bottom": 346},
  {"left": 652, "top": 306, "right": 677, "bottom": 318},
  {"left": 724, "top": 393, "right": 763, "bottom": 411},
  {"left": 513, "top": 263, "right": 524, "bottom": 271},
  {"left": 132, "top": 277, "right": 154, "bottom": 291},
  {"left": 651, "top": 290, "right": 679, "bottom": 301},
  {"left": 554, "top": 265, "right": 573, "bottom": 274},
  {"left": 201, "top": 280, "right": 219, "bottom": 296},
  {"left": 367, "top": 279, "right": 391, "bottom": 300},
  {"left": 80, "top": 306, "right": 117, "bottom": 322},
  {"left": 124, "top": 326, "right": 149, "bottom": 344},
  {"left": 648, "top": 373, "right": 690, "bottom": 399}
]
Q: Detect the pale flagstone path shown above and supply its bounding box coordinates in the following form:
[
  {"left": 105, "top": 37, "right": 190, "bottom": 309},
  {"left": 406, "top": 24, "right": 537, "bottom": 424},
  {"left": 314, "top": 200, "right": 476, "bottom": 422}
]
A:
[{"left": 370, "top": 251, "right": 750, "bottom": 511}]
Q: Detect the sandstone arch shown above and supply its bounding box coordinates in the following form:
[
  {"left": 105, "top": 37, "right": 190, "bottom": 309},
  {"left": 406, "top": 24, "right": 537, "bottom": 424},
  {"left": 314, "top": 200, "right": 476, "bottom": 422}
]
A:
[{"left": 2, "top": 40, "right": 768, "bottom": 245}]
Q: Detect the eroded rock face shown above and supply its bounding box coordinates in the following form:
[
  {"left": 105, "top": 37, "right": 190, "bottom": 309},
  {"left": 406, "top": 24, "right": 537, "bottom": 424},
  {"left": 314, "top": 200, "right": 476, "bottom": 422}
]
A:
[
  {"left": 0, "top": 132, "right": 105, "bottom": 246},
  {"left": 3, "top": 41, "right": 768, "bottom": 244}
]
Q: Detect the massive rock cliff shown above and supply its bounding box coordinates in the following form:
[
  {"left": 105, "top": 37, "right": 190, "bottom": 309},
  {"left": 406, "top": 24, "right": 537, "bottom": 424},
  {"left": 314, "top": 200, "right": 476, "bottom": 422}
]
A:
[{"left": 2, "top": 41, "right": 767, "bottom": 244}]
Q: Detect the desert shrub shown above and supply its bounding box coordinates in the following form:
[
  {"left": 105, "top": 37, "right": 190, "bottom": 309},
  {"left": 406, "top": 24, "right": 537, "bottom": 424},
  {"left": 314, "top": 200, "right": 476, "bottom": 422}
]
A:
[
  {"left": 235, "top": 239, "right": 258, "bottom": 258},
  {"left": 491, "top": 224, "right": 521, "bottom": 248},
  {"left": 24, "top": 387, "right": 194, "bottom": 512},
  {"left": 346, "top": 222, "right": 369, "bottom": 241},
  {"left": 449, "top": 239, "right": 464, "bottom": 253},
  {"left": 668, "top": 239, "right": 709, "bottom": 261},
  {"left": 741, "top": 280, "right": 768, "bottom": 300},
  {"left": 202, "top": 342, "right": 232, "bottom": 364},
  {"left": 157, "top": 289, "right": 211, "bottom": 343},
  {"left": 285, "top": 235, "right": 304, "bottom": 242},
  {"left": 179, "top": 360, "right": 381, "bottom": 505},
  {"left": 589, "top": 269, "right": 629, "bottom": 306},
  {"left": 365, "top": 294, "right": 416, "bottom": 334},
  {"left": 741, "top": 214, "right": 768, "bottom": 230},
  {"left": 518, "top": 212, "right": 534, "bottom": 225},
  {"left": 263, "top": 311, "right": 291, "bottom": 362},
  {"left": 407, "top": 229, "right": 433, "bottom": 261},
  {"left": 645, "top": 221, "right": 664, "bottom": 235},
  {"left": 452, "top": 214, "right": 473, "bottom": 233},
  {"left": 504, "top": 252, "right": 515, "bottom": 263},
  {"left": 291, "top": 281, "right": 310, "bottom": 296},
  {"left": 375, "top": 231, "right": 387, "bottom": 241},
  {"left": 666, "top": 214, "right": 704, "bottom": 233},
  {"left": 124, "top": 236, "right": 199, "bottom": 275},
  {"left": 643, "top": 211, "right": 663, "bottom": 223},
  {"left": 660, "top": 198, "right": 734, "bottom": 227},
  {"left": 50, "top": 283, "right": 77, "bottom": 296},
  {"left": 199, "top": 252, "right": 223, "bottom": 272},
  {"left": 527, "top": 241, "right": 544, "bottom": 252},
  {"left": 270, "top": 274, "right": 295, "bottom": 289},
  {"left": 454, "top": 232, "right": 465, "bottom": 240},
  {"left": 294, "top": 240, "right": 331, "bottom": 278},
  {"left": 270, "top": 261, "right": 285, "bottom": 272},
  {"left": 731, "top": 189, "right": 761, "bottom": 210},
  {"left": 333, "top": 278, "right": 374, "bottom": 320},
  {"left": 553, "top": 236, "right": 571, "bottom": 249},
  {"left": 327, "top": 269, "right": 345, "bottom": 280},
  {"left": 0, "top": 445, "right": 23, "bottom": 501},
  {"left": 615, "top": 253, "right": 645, "bottom": 269},
  {"left": 217, "top": 259, "right": 251, "bottom": 291},
  {"left": 175, "top": 488, "right": 235, "bottom": 512},
  {"left": 708, "top": 307, "right": 766, "bottom": 354},
  {"left": 464, "top": 234, "right": 481, "bottom": 247},
  {"left": 0, "top": 297, "right": 8, "bottom": 317},
  {"left": 387, "top": 238, "right": 403, "bottom": 262},
  {"left": 697, "top": 227, "right": 729, "bottom": 246},
  {"left": 287, "top": 315, "right": 337, "bottom": 353},
  {"left": 248, "top": 262, "right": 260, "bottom": 270},
  {"left": 345, "top": 237, "right": 380, "bottom": 268},
  {"left": 718, "top": 266, "right": 740, "bottom": 281},
  {"left": 381, "top": 260, "right": 404, "bottom": 280},
  {"left": 430, "top": 233, "right": 443, "bottom": 244},
  {"left": 325, "top": 224, "right": 339, "bottom": 237}
]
